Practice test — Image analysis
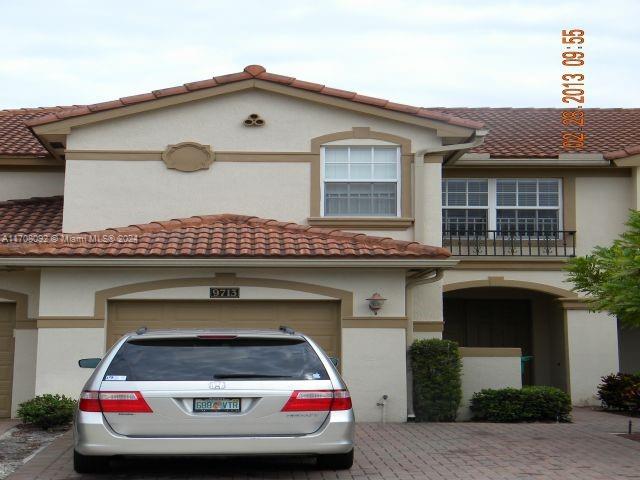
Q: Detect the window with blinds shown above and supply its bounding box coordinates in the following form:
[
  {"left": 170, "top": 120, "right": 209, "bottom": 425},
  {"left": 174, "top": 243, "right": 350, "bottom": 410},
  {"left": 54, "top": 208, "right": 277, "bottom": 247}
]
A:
[
  {"left": 322, "top": 146, "right": 400, "bottom": 216},
  {"left": 442, "top": 178, "right": 562, "bottom": 235},
  {"left": 442, "top": 179, "right": 489, "bottom": 234},
  {"left": 496, "top": 179, "right": 560, "bottom": 233}
]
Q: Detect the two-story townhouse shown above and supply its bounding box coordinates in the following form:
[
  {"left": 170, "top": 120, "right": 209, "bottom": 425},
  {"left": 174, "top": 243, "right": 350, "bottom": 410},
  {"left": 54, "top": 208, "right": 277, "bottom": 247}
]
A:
[{"left": 0, "top": 65, "right": 638, "bottom": 421}]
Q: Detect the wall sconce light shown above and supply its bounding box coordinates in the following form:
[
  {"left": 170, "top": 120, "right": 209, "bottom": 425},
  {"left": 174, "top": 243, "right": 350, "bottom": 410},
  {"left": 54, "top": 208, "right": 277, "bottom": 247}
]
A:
[{"left": 367, "top": 293, "right": 387, "bottom": 315}]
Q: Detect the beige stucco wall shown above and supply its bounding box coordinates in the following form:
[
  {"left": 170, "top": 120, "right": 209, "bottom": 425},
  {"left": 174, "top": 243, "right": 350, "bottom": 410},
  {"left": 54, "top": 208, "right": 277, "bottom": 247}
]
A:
[
  {"left": 38, "top": 268, "right": 406, "bottom": 318},
  {"left": 0, "top": 270, "right": 41, "bottom": 318},
  {"left": 408, "top": 280, "right": 443, "bottom": 324},
  {"left": 342, "top": 328, "right": 407, "bottom": 422},
  {"left": 11, "top": 329, "right": 37, "bottom": 417},
  {"left": 458, "top": 355, "right": 522, "bottom": 420},
  {"left": 443, "top": 269, "right": 573, "bottom": 295},
  {"left": 0, "top": 171, "right": 64, "bottom": 202},
  {"left": 62, "top": 88, "right": 441, "bottom": 233},
  {"left": 566, "top": 309, "right": 619, "bottom": 405},
  {"left": 575, "top": 176, "right": 632, "bottom": 255},
  {"left": 34, "top": 328, "right": 104, "bottom": 396},
  {"left": 63, "top": 161, "right": 311, "bottom": 232},
  {"left": 66, "top": 89, "right": 441, "bottom": 152}
]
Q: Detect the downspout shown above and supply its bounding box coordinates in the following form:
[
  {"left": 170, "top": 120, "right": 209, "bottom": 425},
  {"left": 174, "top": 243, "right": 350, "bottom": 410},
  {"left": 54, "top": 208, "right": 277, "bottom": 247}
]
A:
[
  {"left": 413, "top": 131, "right": 487, "bottom": 244},
  {"left": 407, "top": 131, "right": 486, "bottom": 420}
]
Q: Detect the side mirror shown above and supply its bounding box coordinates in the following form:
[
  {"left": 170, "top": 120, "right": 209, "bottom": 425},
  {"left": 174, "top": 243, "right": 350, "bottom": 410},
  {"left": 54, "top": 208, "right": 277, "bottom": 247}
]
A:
[
  {"left": 329, "top": 356, "right": 340, "bottom": 367},
  {"left": 78, "top": 358, "right": 101, "bottom": 369}
]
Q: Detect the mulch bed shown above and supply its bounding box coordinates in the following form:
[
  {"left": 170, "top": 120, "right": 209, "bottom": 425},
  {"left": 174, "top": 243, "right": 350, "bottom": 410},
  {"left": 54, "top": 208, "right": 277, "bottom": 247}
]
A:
[{"left": 0, "top": 424, "right": 67, "bottom": 479}]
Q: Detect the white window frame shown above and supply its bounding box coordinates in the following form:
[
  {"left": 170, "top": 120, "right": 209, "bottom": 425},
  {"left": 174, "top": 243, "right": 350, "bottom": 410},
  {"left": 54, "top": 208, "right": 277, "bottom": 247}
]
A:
[
  {"left": 442, "top": 178, "right": 563, "bottom": 232},
  {"left": 442, "top": 178, "right": 490, "bottom": 232},
  {"left": 320, "top": 146, "right": 401, "bottom": 217},
  {"left": 491, "top": 178, "right": 563, "bottom": 232}
]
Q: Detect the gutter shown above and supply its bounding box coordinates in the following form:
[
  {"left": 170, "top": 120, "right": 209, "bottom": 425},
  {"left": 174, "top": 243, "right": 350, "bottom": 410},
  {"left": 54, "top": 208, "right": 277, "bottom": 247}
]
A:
[{"left": 0, "top": 257, "right": 459, "bottom": 268}]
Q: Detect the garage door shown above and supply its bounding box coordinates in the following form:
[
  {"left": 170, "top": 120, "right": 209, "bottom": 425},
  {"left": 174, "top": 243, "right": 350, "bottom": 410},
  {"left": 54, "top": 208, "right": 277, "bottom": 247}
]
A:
[
  {"left": 0, "top": 304, "right": 14, "bottom": 418},
  {"left": 107, "top": 300, "right": 340, "bottom": 358}
]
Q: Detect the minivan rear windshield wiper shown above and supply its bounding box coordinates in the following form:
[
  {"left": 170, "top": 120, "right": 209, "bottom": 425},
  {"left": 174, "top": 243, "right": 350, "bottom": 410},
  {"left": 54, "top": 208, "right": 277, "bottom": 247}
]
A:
[{"left": 213, "top": 373, "right": 295, "bottom": 379}]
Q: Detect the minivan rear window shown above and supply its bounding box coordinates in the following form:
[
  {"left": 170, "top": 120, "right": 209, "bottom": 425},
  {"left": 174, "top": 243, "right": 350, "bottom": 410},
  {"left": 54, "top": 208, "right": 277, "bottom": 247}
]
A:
[{"left": 104, "top": 337, "right": 330, "bottom": 381}]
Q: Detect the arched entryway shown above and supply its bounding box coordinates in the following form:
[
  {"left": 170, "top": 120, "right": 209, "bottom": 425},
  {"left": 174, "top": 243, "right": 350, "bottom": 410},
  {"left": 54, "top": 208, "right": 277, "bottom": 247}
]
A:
[{"left": 443, "top": 283, "right": 570, "bottom": 392}]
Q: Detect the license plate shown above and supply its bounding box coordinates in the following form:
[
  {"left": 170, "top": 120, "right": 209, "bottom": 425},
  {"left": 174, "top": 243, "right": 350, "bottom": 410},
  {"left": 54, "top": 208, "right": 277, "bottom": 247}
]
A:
[{"left": 193, "top": 398, "right": 241, "bottom": 413}]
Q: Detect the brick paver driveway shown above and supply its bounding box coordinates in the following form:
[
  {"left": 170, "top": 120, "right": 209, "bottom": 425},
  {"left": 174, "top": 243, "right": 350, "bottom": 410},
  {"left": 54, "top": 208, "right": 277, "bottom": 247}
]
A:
[{"left": 7, "top": 408, "right": 640, "bottom": 480}]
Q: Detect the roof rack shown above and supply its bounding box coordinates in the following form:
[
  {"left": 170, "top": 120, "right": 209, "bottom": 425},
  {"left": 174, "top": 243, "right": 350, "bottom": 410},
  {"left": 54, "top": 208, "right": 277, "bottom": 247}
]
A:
[{"left": 278, "top": 325, "right": 295, "bottom": 335}]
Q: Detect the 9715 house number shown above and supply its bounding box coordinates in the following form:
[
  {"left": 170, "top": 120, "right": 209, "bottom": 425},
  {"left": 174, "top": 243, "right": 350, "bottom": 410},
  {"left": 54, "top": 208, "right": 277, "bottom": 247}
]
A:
[{"left": 210, "top": 288, "right": 240, "bottom": 299}]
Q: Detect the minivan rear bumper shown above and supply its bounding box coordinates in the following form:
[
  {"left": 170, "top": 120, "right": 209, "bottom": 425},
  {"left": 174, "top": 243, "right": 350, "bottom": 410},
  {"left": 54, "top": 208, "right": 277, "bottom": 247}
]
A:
[{"left": 74, "top": 410, "right": 355, "bottom": 456}]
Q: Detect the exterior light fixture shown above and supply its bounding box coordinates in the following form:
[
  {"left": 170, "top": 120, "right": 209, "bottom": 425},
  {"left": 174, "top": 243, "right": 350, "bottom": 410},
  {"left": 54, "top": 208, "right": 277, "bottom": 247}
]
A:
[{"left": 367, "top": 293, "right": 387, "bottom": 315}]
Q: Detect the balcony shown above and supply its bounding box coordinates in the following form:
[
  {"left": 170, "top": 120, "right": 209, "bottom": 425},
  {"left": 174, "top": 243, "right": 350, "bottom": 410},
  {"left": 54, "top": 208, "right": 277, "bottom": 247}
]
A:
[{"left": 442, "top": 230, "right": 576, "bottom": 257}]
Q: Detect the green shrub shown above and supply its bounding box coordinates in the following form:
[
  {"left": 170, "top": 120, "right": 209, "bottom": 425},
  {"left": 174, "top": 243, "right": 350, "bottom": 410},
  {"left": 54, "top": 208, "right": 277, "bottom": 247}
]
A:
[
  {"left": 410, "top": 338, "right": 462, "bottom": 422},
  {"left": 17, "top": 394, "right": 77, "bottom": 429},
  {"left": 597, "top": 373, "right": 640, "bottom": 412},
  {"left": 470, "top": 386, "right": 571, "bottom": 422}
]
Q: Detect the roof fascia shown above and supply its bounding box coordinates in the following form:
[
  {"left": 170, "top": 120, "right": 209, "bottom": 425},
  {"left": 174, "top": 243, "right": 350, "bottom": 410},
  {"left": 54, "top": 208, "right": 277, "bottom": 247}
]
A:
[
  {"left": 31, "top": 79, "right": 477, "bottom": 139},
  {"left": 0, "top": 257, "right": 459, "bottom": 268},
  {"left": 613, "top": 154, "right": 640, "bottom": 167}
]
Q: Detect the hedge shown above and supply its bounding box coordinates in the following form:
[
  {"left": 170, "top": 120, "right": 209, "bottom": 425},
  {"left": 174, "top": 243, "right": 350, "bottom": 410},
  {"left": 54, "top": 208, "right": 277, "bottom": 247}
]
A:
[
  {"left": 17, "top": 394, "right": 77, "bottom": 429},
  {"left": 410, "top": 338, "right": 462, "bottom": 422},
  {"left": 470, "top": 386, "right": 571, "bottom": 422},
  {"left": 597, "top": 373, "right": 640, "bottom": 413}
]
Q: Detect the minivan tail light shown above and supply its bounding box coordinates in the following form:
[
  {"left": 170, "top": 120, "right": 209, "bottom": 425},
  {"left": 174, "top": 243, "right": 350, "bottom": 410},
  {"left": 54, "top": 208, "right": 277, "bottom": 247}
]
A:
[
  {"left": 79, "top": 390, "right": 153, "bottom": 413},
  {"left": 281, "top": 389, "right": 352, "bottom": 412},
  {"left": 331, "top": 389, "right": 353, "bottom": 410},
  {"left": 79, "top": 391, "right": 101, "bottom": 412}
]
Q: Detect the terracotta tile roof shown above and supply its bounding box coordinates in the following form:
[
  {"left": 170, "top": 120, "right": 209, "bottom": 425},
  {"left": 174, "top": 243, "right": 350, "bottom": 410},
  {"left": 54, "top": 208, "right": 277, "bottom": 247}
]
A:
[
  {"left": 0, "top": 196, "right": 62, "bottom": 234},
  {"left": 2, "top": 67, "right": 639, "bottom": 160},
  {"left": 0, "top": 107, "right": 78, "bottom": 156},
  {"left": 24, "top": 65, "right": 483, "bottom": 130},
  {"left": 0, "top": 196, "right": 449, "bottom": 259},
  {"left": 430, "top": 107, "right": 640, "bottom": 160}
]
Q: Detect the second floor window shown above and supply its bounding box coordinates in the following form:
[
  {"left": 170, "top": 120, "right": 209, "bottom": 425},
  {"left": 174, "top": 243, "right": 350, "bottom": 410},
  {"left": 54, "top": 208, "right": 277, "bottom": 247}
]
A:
[
  {"left": 322, "top": 146, "right": 400, "bottom": 216},
  {"left": 442, "top": 179, "right": 488, "bottom": 235},
  {"left": 496, "top": 179, "right": 560, "bottom": 233},
  {"left": 442, "top": 178, "right": 562, "bottom": 235}
]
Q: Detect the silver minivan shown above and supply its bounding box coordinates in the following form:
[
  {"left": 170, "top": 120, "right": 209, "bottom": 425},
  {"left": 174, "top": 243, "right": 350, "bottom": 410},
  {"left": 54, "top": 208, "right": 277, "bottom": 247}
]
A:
[{"left": 74, "top": 328, "right": 355, "bottom": 473}]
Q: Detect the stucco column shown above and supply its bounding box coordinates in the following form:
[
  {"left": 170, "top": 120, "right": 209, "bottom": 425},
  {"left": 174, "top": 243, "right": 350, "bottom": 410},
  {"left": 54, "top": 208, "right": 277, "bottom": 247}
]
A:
[
  {"left": 414, "top": 154, "right": 443, "bottom": 247},
  {"left": 564, "top": 305, "right": 619, "bottom": 405},
  {"left": 408, "top": 281, "right": 444, "bottom": 339}
]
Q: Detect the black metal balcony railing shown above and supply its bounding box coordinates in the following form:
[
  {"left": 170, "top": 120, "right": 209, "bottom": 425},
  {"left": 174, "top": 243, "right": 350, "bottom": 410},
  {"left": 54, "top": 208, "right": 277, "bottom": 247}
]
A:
[{"left": 442, "top": 230, "right": 576, "bottom": 257}]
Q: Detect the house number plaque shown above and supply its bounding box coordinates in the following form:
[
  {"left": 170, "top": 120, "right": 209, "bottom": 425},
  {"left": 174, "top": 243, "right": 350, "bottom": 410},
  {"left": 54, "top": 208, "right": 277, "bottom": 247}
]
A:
[{"left": 210, "top": 288, "right": 240, "bottom": 299}]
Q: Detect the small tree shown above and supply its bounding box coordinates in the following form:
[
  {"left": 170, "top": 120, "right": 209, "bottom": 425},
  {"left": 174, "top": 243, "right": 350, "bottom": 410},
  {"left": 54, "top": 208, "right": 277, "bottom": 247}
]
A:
[
  {"left": 410, "top": 338, "right": 462, "bottom": 421},
  {"left": 566, "top": 210, "right": 640, "bottom": 328}
]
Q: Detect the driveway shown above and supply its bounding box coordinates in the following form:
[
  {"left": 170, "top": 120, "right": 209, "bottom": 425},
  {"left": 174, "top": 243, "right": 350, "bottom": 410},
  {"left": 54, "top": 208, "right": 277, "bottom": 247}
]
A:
[{"left": 6, "top": 408, "right": 640, "bottom": 480}]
